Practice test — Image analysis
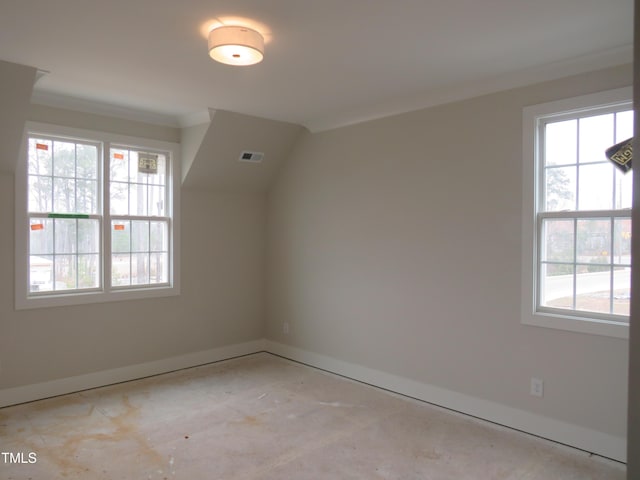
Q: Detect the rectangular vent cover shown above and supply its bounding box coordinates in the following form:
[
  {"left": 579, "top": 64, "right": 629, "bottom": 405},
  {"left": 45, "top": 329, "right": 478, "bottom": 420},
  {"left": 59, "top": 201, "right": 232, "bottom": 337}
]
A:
[{"left": 239, "top": 151, "right": 264, "bottom": 163}]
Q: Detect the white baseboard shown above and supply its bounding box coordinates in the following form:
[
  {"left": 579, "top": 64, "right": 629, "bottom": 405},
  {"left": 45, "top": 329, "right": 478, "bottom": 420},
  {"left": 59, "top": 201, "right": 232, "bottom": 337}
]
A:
[
  {"left": 264, "top": 340, "right": 626, "bottom": 463},
  {"left": 0, "top": 339, "right": 265, "bottom": 408},
  {"left": 0, "top": 338, "right": 626, "bottom": 463}
]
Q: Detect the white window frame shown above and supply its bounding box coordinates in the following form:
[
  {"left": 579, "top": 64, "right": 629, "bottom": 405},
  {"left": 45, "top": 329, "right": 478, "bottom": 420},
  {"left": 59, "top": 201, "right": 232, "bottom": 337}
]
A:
[
  {"left": 521, "top": 87, "right": 631, "bottom": 339},
  {"left": 15, "top": 122, "right": 181, "bottom": 309}
]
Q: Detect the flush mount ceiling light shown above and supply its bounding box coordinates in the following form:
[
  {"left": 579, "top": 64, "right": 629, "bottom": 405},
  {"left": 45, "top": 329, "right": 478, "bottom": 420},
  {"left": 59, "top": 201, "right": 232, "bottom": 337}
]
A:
[{"left": 208, "top": 26, "right": 264, "bottom": 66}]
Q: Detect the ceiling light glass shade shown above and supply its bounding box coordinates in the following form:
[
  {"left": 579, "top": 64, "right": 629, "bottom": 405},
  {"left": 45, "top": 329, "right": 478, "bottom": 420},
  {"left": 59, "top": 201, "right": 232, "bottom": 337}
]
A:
[{"left": 208, "top": 26, "right": 264, "bottom": 66}]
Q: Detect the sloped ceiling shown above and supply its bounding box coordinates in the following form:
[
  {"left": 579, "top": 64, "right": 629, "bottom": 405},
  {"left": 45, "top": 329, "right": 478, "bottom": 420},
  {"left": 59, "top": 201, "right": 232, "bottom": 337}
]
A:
[
  {"left": 0, "top": 1, "right": 633, "bottom": 132},
  {"left": 182, "top": 110, "right": 303, "bottom": 192}
]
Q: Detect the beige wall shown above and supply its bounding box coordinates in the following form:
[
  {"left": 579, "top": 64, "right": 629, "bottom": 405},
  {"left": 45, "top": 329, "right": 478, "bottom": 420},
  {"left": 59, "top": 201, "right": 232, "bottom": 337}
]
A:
[
  {"left": 266, "top": 64, "right": 632, "bottom": 440},
  {"left": 0, "top": 108, "right": 266, "bottom": 390}
]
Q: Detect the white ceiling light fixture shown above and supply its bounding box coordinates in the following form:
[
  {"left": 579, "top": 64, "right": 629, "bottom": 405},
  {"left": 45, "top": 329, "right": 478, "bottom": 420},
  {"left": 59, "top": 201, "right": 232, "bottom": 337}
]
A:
[{"left": 208, "top": 26, "right": 264, "bottom": 66}]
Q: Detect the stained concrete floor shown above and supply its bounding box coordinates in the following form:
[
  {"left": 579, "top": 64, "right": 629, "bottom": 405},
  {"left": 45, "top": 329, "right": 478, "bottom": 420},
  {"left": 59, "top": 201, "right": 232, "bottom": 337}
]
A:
[{"left": 0, "top": 353, "right": 625, "bottom": 479}]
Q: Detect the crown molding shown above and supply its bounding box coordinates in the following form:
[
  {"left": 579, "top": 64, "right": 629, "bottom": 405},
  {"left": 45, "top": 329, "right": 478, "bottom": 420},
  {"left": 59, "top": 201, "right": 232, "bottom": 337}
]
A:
[
  {"left": 305, "top": 44, "right": 633, "bottom": 133},
  {"left": 30, "top": 90, "right": 181, "bottom": 128}
]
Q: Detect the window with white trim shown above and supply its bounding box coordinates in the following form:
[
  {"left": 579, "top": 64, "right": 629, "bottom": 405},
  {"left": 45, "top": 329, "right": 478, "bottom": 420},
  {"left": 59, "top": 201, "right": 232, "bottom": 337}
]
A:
[
  {"left": 522, "top": 87, "right": 632, "bottom": 338},
  {"left": 16, "top": 123, "right": 180, "bottom": 309}
]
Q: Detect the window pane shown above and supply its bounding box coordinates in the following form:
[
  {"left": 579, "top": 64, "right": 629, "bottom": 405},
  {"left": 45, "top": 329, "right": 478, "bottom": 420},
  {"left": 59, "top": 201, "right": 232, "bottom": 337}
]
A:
[
  {"left": 542, "top": 219, "right": 574, "bottom": 262},
  {"left": 28, "top": 139, "right": 52, "bottom": 175},
  {"left": 53, "top": 177, "right": 76, "bottom": 213},
  {"left": 53, "top": 141, "right": 76, "bottom": 178},
  {"left": 131, "top": 253, "right": 149, "bottom": 285},
  {"left": 613, "top": 268, "right": 631, "bottom": 316},
  {"left": 545, "top": 120, "right": 576, "bottom": 166},
  {"left": 130, "top": 183, "right": 148, "bottom": 216},
  {"left": 150, "top": 252, "right": 168, "bottom": 283},
  {"left": 77, "top": 144, "right": 98, "bottom": 179},
  {"left": 616, "top": 111, "right": 634, "bottom": 142},
  {"left": 112, "top": 221, "right": 131, "bottom": 253},
  {"left": 575, "top": 265, "right": 610, "bottom": 314},
  {"left": 30, "top": 255, "right": 53, "bottom": 292},
  {"left": 30, "top": 218, "right": 54, "bottom": 255},
  {"left": 615, "top": 168, "right": 633, "bottom": 209},
  {"left": 578, "top": 114, "right": 613, "bottom": 164},
  {"left": 78, "top": 219, "right": 100, "bottom": 254},
  {"left": 148, "top": 185, "right": 166, "bottom": 216},
  {"left": 545, "top": 166, "right": 575, "bottom": 211},
  {"left": 76, "top": 179, "right": 98, "bottom": 214},
  {"left": 28, "top": 175, "right": 52, "bottom": 213},
  {"left": 150, "top": 221, "right": 168, "bottom": 252},
  {"left": 540, "top": 263, "right": 574, "bottom": 309},
  {"left": 613, "top": 218, "right": 632, "bottom": 266},
  {"left": 131, "top": 221, "right": 149, "bottom": 252},
  {"left": 129, "top": 151, "right": 140, "bottom": 181},
  {"left": 55, "top": 254, "right": 77, "bottom": 290},
  {"left": 110, "top": 182, "right": 129, "bottom": 215},
  {"left": 110, "top": 149, "right": 129, "bottom": 182},
  {"left": 577, "top": 219, "right": 611, "bottom": 264},
  {"left": 54, "top": 218, "right": 77, "bottom": 254},
  {"left": 78, "top": 254, "right": 100, "bottom": 289},
  {"left": 578, "top": 163, "right": 613, "bottom": 210},
  {"left": 112, "top": 253, "right": 131, "bottom": 286},
  {"left": 150, "top": 154, "right": 167, "bottom": 186}
]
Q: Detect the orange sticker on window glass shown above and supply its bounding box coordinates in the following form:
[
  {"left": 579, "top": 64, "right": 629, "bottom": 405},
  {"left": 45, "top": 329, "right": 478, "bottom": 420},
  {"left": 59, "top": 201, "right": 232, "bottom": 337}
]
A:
[
  {"left": 30, "top": 223, "right": 44, "bottom": 231},
  {"left": 114, "top": 153, "right": 124, "bottom": 159},
  {"left": 114, "top": 224, "right": 125, "bottom": 231},
  {"left": 36, "top": 143, "right": 49, "bottom": 151}
]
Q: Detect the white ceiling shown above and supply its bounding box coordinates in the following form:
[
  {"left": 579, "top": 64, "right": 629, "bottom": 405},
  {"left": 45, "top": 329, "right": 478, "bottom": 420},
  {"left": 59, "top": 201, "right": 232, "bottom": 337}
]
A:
[{"left": 0, "top": 0, "right": 633, "bottom": 132}]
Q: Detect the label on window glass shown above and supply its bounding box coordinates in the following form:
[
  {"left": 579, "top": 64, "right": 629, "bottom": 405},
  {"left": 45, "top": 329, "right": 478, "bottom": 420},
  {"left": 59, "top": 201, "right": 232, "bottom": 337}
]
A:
[
  {"left": 36, "top": 143, "right": 48, "bottom": 151},
  {"left": 605, "top": 137, "right": 633, "bottom": 173},
  {"left": 114, "top": 224, "right": 125, "bottom": 231},
  {"left": 30, "top": 223, "right": 44, "bottom": 231},
  {"left": 114, "top": 153, "right": 124, "bottom": 160},
  {"left": 138, "top": 153, "right": 158, "bottom": 174}
]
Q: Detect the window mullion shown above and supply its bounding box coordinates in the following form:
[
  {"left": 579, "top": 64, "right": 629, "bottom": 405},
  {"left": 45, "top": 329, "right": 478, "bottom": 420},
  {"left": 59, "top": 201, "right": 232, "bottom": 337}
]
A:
[
  {"left": 148, "top": 220, "right": 152, "bottom": 284},
  {"left": 75, "top": 218, "right": 79, "bottom": 289},
  {"left": 104, "top": 143, "right": 112, "bottom": 292},
  {"left": 575, "top": 119, "right": 580, "bottom": 211},
  {"left": 612, "top": 114, "right": 618, "bottom": 209},
  {"left": 537, "top": 120, "right": 546, "bottom": 212},
  {"left": 52, "top": 218, "right": 57, "bottom": 292},
  {"left": 610, "top": 217, "right": 615, "bottom": 314},
  {"left": 572, "top": 218, "right": 577, "bottom": 311}
]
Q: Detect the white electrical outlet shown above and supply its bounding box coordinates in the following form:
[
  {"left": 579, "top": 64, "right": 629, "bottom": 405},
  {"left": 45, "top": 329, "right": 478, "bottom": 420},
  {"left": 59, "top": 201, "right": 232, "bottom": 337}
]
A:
[
  {"left": 530, "top": 377, "right": 544, "bottom": 397},
  {"left": 283, "top": 322, "right": 290, "bottom": 335}
]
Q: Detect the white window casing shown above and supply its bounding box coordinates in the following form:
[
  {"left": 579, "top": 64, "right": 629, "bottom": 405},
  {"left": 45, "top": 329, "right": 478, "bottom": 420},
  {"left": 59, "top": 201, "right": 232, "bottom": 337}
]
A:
[
  {"left": 15, "top": 122, "right": 181, "bottom": 309},
  {"left": 521, "top": 87, "right": 632, "bottom": 339}
]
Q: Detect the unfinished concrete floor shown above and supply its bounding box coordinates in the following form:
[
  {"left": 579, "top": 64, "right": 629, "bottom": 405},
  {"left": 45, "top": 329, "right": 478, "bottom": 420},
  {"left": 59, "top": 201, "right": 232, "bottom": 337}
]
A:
[{"left": 0, "top": 353, "right": 625, "bottom": 479}]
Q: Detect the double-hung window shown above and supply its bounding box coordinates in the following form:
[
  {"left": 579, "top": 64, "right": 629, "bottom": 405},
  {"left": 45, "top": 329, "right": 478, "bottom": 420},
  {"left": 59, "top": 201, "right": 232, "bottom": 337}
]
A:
[
  {"left": 16, "top": 123, "right": 180, "bottom": 309},
  {"left": 522, "top": 87, "right": 632, "bottom": 338}
]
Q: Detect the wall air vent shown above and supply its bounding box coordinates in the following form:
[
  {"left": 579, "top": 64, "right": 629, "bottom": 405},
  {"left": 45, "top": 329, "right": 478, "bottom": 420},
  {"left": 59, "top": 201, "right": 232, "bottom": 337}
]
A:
[{"left": 239, "top": 151, "right": 264, "bottom": 163}]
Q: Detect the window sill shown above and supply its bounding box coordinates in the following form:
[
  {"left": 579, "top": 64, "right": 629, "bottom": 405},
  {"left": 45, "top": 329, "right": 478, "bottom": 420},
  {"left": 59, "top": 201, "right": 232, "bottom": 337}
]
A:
[
  {"left": 16, "top": 285, "right": 180, "bottom": 310},
  {"left": 521, "top": 310, "right": 628, "bottom": 339}
]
